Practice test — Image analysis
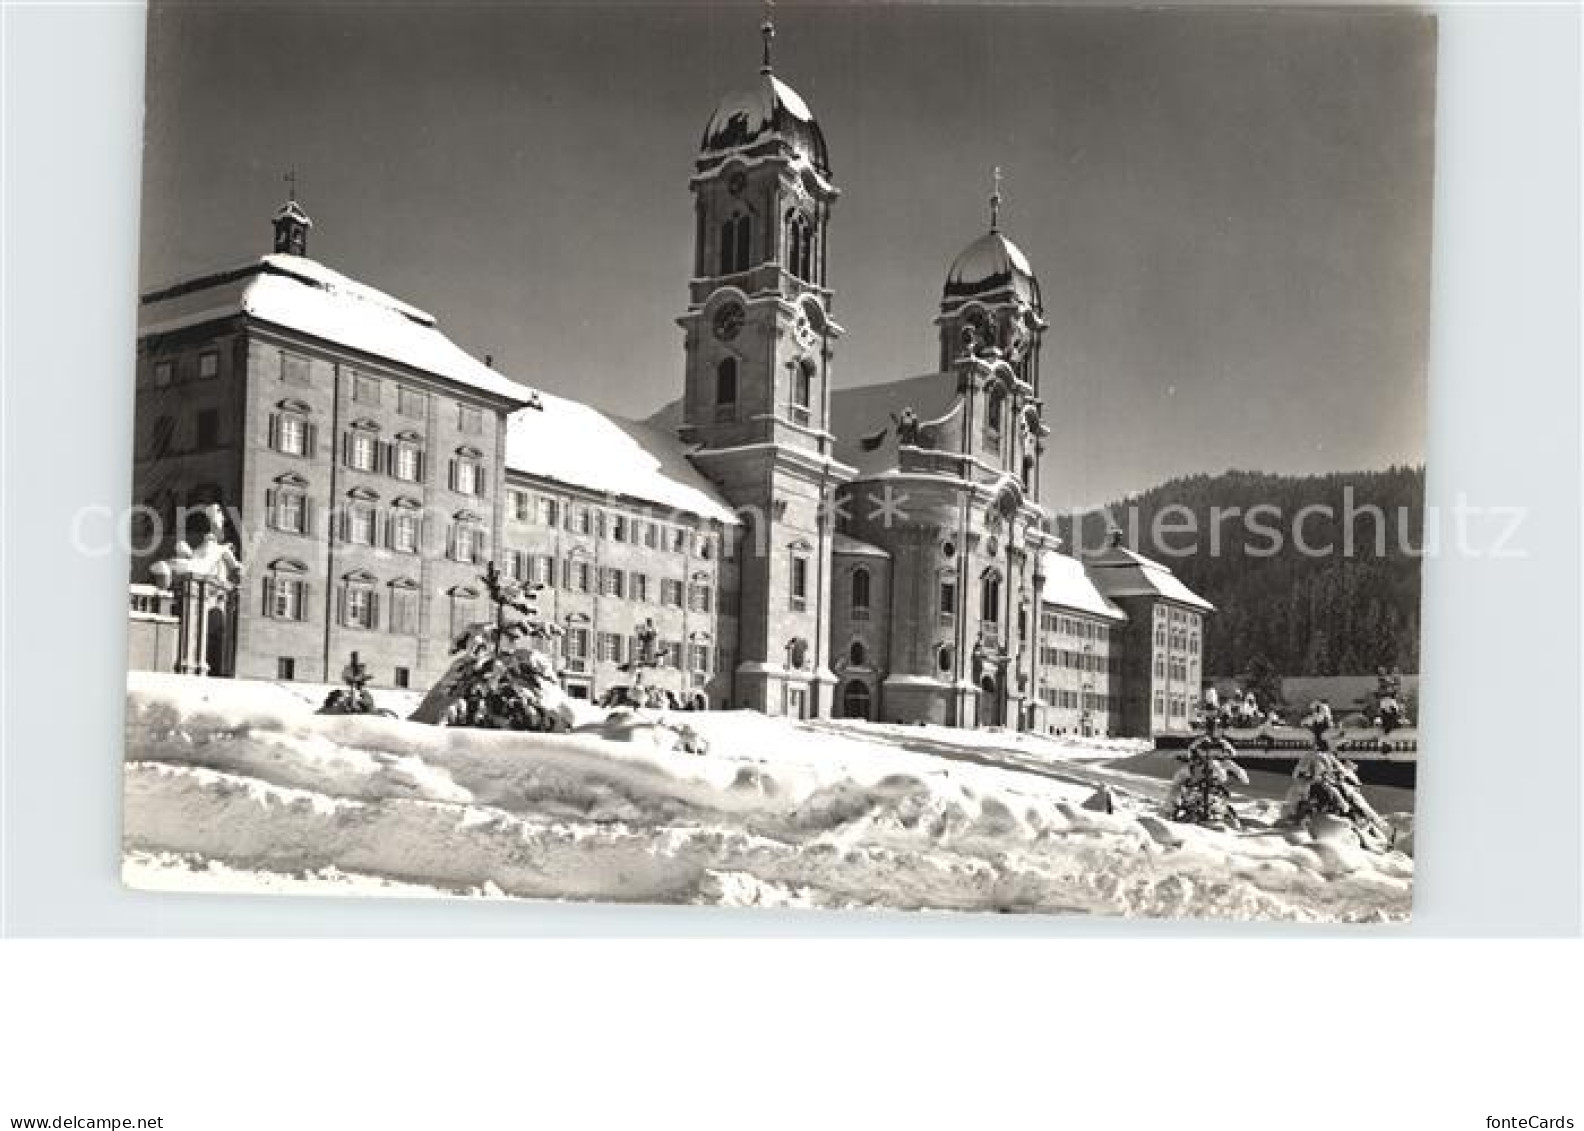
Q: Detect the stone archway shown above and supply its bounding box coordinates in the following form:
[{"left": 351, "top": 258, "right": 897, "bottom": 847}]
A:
[{"left": 841, "top": 679, "right": 873, "bottom": 721}]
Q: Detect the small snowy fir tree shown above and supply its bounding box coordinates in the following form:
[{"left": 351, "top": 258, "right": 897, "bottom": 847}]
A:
[
  {"left": 1281, "top": 740, "right": 1395, "bottom": 851},
  {"left": 1163, "top": 725, "right": 1249, "bottom": 828},
  {"left": 319, "top": 651, "right": 381, "bottom": 715},
  {"left": 440, "top": 561, "right": 567, "bottom": 731}
]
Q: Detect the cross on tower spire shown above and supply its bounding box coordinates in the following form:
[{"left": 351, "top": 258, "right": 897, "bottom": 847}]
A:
[
  {"left": 990, "top": 165, "right": 1003, "bottom": 232},
  {"left": 760, "top": 0, "right": 775, "bottom": 73}
]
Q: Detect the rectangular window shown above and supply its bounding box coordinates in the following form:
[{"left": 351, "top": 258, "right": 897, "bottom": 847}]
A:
[
  {"left": 643, "top": 522, "right": 660, "bottom": 550},
  {"left": 508, "top": 549, "right": 530, "bottom": 582},
  {"left": 573, "top": 507, "right": 594, "bottom": 536},
  {"left": 458, "top": 405, "right": 483, "bottom": 434},
  {"left": 390, "top": 511, "right": 419, "bottom": 553},
  {"left": 537, "top": 497, "right": 560, "bottom": 526},
  {"left": 196, "top": 408, "right": 220, "bottom": 450},
  {"left": 689, "top": 644, "right": 710, "bottom": 673},
  {"left": 532, "top": 555, "right": 554, "bottom": 586},
  {"left": 271, "top": 414, "right": 310, "bottom": 456},
  {"left": 393, "top": 445, "right": 423, "bottom": 483},
  {"left": 661, "top": 579, "right": 684, "bottom": 607},
  {"left": 347, "top": 432, "right": 377, "bottom": 472},
  {"left": 345, "top": 506, "right": 375, "bottom": 546},
  {"left": 598, "top": 632, "right": 624, "bottom": 663},
  {"left": 688, "top": 584, "right": 712, "bottom": 614},
  {"left": 792, "top": 364, "right": 813, "bottom": 422},
  {"left": 671, "top": 527, "right": 688, "bottom": 554},
  {"left": 267, "top": 577, "right": 306, "bottom": 621},
  {"left": 939, "top": 580, "right": 957, "bottom": 619},
  {"left": 276, "top": 657, "right": 296, "bottom": 681},
  {"left": 394, "top": 666, "right": 410, "bottom": 689},
  {"left": 563, "top": 559, "right": 593, "bottom": 592},
  {"left": 609, "top": 514, "right": 628, "bottom": 543},
  {"left": 353, "top": 373, "right": 380, "bottom": 405},
  {"left": 389, "top": 591, "right": 418, "bottom": 634},
  {"left": 397, "top": 386, "right": 427, "bottom": 418},
  {"left": 198, "top": 351, "right": 220, "bottom": 380},
  {"left": 630, "top": 573, "right": 649, "bottom": 603},
  {"left": 601, "top": 568, "right": 625, "bottom": 598},
  {"left": 564, "top": 628, "right": 590, "bottom": 673},
  {"left": 153, "top": 360, "right": 174, "bottom": 387},
  {"left": 344, "top": 587, "right": 375, "bottom": 629},
  {"left": 270, "top": 491, "right": 306, "bottom": 535},
  {"left": 450, "top": 524, "right": 484, "bottom": 563},
  {"left": 790, "top": 555, "right": 809, "bottom": 609},
  {"left": 449, "top": 598, "right": 478, "bottom": 640},
  {"left": 508, "top": 490, "right": 531, "bottom": 522}
]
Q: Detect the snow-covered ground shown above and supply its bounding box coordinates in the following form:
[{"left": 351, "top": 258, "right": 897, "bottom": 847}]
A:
[{"left": 122, "top": 673, "right": 1413, "bottom": 922}]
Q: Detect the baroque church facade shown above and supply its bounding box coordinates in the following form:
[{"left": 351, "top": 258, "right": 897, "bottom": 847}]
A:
[{"left": 129, "top": 22, "right": 1210, "bottom": 738}]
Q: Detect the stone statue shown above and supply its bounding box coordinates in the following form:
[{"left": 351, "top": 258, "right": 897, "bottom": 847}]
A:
[
  {"left": 893, "top": 407, "right": 920, "bottom": 447},
  {"left": 635, "top": 618, "right": 661, "bottom": 667},
  {"left": 173, "top": 503, "right": 242, "bottom": 584}
]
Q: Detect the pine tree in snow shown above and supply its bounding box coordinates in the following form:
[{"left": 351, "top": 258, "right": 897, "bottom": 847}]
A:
[
  {"left": 1162, "top": 725, "right": 1249, "bottom": 828},
  {"left": 438, "top": 561, "right": 568, "bottom": 731}
]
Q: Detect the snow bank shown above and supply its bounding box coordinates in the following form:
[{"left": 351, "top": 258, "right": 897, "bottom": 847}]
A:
[{"left": 122, "top": 673, "right": 1412, "bottom": 922}]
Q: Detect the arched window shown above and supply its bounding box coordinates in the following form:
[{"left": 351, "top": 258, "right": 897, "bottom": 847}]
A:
[
  {"left": 719, "top": 213, "right": 751, "bottom": 275},
  {"left": 842, "top": 680, "right": 872, "bottom": 720},
  {"left": 791, "top": 358, "right": 815, "bottom": 423},
  {"left": 714, "top": 358, "right": 737, "bottom": 421},
  {"left": 787, "top": 212, "right": 815, "bottom": 282},
  {"left": 980, "top": 573, "right": 1002, "bottom": 624},
  {"left": 848, "top": 639, "right": 867, "bottom": 667},
  {"left": 850, "top": 567, "right": 871, "bottom": 617},
  {"left": 984, "top": 386, "right": 1006, "bottom": 455}
]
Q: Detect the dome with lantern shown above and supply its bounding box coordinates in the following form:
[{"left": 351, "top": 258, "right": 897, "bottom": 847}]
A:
[
  {"left": 941, "top": 174, "right": 1042, "bottom": 312},
  {"left": 942, "top": 230, "right": 1042, "bottom": 312},
  {"left": 698, "top": 17, "right": 830, "bottom": 175}
]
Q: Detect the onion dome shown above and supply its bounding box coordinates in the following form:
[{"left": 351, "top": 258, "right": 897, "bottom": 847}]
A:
[
  {"left": 698, "top": 12, "right": 830, "bottom": 175},
  {"left": 943, "top": 230, "right": 1041, "bottom": 310},
  {"left": 700, "top": 72, "right": 830, "bottom": 175},
  {"left": 942, "top": 169, "right": 1041, "bottom": 310}
]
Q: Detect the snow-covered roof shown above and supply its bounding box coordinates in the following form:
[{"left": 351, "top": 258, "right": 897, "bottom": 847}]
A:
[
  {"left": 139, "top": 255, "right": 536, "bottom": 406},
  {"left": 829, "top": 372, "right": 961, "bottom": 481},
  {"left": 504, "top": 392, "right": 738, "bottom": 524},
  {"left": 1039, "top": 552, "right": 1126, "bottom": 622},
  {"left": 1085, "top": 543, "right": 1215, "bottom": 612},
  {"left": 832, "top": 532, "right": 889, "bottom": 559}
]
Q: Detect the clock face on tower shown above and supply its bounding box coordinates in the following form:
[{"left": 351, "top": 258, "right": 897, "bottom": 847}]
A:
[
  {"left": 793, "top": 310, "right": 820, "bottom": 352},
  {"left": 712, "top": 303, "right": 744, "bottom": 342}
]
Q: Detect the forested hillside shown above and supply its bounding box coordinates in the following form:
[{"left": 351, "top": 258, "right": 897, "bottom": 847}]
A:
[{"left": 1057, "top": 467, "right": 1425, "bottom": 678}]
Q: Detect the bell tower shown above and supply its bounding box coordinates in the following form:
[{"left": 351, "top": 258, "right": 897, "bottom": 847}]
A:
[
  {"left": 272, "top": 171, "right": 312, "bottom": 257},
  {"left": 677, "top": 12, "right": 853, "bottom": 718}
]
